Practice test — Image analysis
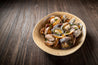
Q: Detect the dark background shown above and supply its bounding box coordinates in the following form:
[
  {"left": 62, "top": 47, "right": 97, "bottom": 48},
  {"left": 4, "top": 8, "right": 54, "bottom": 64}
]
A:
[{"left": 0, "top": 0, "right": 98, "bottom": 65}]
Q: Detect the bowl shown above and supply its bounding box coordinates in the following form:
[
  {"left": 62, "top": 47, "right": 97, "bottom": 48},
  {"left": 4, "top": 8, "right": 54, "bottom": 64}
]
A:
[{"left": 33, "top": 12, "right": 86, "bottom": 56}]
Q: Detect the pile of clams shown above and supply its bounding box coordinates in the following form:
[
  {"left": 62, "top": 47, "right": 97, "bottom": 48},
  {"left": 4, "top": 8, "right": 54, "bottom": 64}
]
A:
[{"left": 40, "top": 15, "right": 83, "bottom": 49}]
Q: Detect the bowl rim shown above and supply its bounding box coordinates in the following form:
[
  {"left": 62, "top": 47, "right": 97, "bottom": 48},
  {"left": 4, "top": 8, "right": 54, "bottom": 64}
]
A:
[{"left": 33, "top": 12, "right": 86, "bottom": 56}]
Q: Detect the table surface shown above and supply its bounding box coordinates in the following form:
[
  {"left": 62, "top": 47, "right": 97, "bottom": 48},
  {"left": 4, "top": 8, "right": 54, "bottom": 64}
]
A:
[{"left": 0, "top": 0, "right": 98, "bottom": 65}]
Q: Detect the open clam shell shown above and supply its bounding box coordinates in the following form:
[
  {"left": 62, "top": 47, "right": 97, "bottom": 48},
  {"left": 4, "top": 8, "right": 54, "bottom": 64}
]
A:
[{"left": 33, "top": 12, "right": 86, "bottom": 56}]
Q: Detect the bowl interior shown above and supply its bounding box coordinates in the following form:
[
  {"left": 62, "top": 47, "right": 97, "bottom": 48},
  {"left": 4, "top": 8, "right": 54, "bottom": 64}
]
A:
[{"left": 33, "top": 12, "right": 86, "bottom": 56}]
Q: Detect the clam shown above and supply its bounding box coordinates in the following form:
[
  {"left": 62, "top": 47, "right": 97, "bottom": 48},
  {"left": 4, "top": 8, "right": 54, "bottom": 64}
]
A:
[
  {"left": 49, "top": 16, "right": 55, "bottom": 23},
  {"left": 51, "top": 24, "right": 61, "bottom": 31},
  {"left": 44, "top": 27, "right": 50, "bottom": 34},
  {"left": 53, "top": 19, "right": 61, "bottom": 26},
  {"left": 50, "top": 16, "right": 60, "bottom": 24},
  {"left": 50, "top": 16, "right": 61, "bottom": 26},
  {"left": 63, "top": 24, "right": 70, "bottom": 30},
  {"left": 53, "top": 38, "right": 59, "bottom": 47},
  {"left": 72, "top": 37, "right": 76, "bottom": 45},
  {"left": 60, "top": 37, "right": 71, "bottom": 43},
  {"left": 60, "top": 15, "right": 67, "bottom": 22},
  {"left": 45, "top": 34, "right": 55, "bottom": 42},
  {"left": 51, "top": 24, "right": 64, "bottom": 38},
  {"left": 53, "top": 24, "right": 61, "bottom": 28},
  {"left": 44, "top": 27, "right": 52, "bottom": 34},
  {"left": 73, "top": 29, "right": 82, "bottom": 37},
  {"left": 69, "top": 18, "right": 75, "bottom": 25},
  {"left": 54, "top": 28, "right": 64, "bottom": 35},
  {"left": 51, "top": 24, "right": 64, "bottom": 35},
  {"left": 60, "top": 37, "right": 71, "bottom": 48},
  {"left": 64, "top": 28, "right": 75, "bottom": 35},
  {"left": 61, "top": 22, "right": 68, "bottom": 30},
  {"left": 71, "top": 25, "right": 79, "bottom": 30},
  {"left": 45, "top": 36, "right": 59, "bottom": 47},
  {"left": 50, "top": 18, "right": 55, "bottom": 24},
  {"left": 77, "top": 23, "right": 83, "bottom": 30},
  {"left": 55, "top": 17, "right": 61, "bottom": 20},
  {"left": 45, "top": 40, "right": 54, "bottom": 46},
  {"left": 70, "top": 34, "right": 76, "bottom": 45},
  {"left": 61, "top": 42, "right": 70, "bottom": 48}
]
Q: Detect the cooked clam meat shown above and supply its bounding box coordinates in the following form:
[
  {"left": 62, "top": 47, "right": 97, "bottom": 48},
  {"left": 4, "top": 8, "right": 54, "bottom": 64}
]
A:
[
  {"left": 63, "top": 24, "right": 70, "bottom": 30},
  {"left": 73, "top": 29, "right": 81, "bottom": 37},
  {"left": 69, "top": 18, "right": 75, "bottom": 25},
  {"left": 61, "top": 42, "right": 70, "bottom": 48},
  {"left": 60, "top": 37, "right": 71, "bottom": 43},
  {"left": 45, "top": 34, "right": 55, "bottom": 42},
  {"left": 45, "top": 40, "right": 54, "bottom": 46},
  {"left": 60, "top": 15, "right": 67, "bottom": 22}
]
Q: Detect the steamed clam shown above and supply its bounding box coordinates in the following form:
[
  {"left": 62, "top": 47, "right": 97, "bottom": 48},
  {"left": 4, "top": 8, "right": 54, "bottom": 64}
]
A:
[
  {"left": 60, "top": 37, "right": 71, "bottom": 48},
  {"left": 45, "top": 40, "right": 54, "bottom": 46},
  {"left": 64, "top": 28, "right": 75, "bottom": 35},
  {"left": 50, "top": 16, "right": 61, "bottom": 26},
  {"left": 52, "top": 28, "right": 64, "bottom": 35},
  {"left": 77, "top": 23, "right": 83, "bottom": 30},
  {"left": 61, "top": 22, "right": 69, "bottom": 30},
  {"left": 53, "top": 38, "right": 59, "bottom": 47},
  {"left": 45, "top": 34, "right": 55, "bottom": 42},
  {"left": 71, "top": 25, "right": 79, "bottom": 30},
  {"left": 44, "top": 27, "right": 50, "bottom": 34},
  {"left": 73, "top": 29, "right": 82, "bottom": 38},
  {"left": 63, "top": 24, "right": 70, "bottom": 31},
  {"left": 60, "top": 15, "right": 67, "bottom": 22},
  {"left": 69, "top": 18, "right": 75, "bottom": 25},
  {"left": 61, "top": 42, "right": 70, "bottom": 48},
  {"left": 60, "top": 37, "right": 71, "bottom": 43},
  {"left": 45, "top": 34, "right": 55, "bottom": 46}
]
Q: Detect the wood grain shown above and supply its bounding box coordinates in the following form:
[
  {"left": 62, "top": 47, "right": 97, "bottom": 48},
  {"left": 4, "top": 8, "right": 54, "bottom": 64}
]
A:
[{"left": 0, "top": 0, "right": 98, "bottom": 65}]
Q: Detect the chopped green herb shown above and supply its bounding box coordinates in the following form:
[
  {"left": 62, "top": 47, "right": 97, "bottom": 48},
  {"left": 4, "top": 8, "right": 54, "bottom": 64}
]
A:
[
  {"left": 50, "top": 24, "right": 52, "bottom": 27},
  {"left": 66, "top": 31, "right": 69, "bottom": 33},
  {"left": 56, "top": 32, "right": 58, "bottom": 34},
  {"left": 45, "top": 38, "right": 47, "bottom": 41},
  {"left": 55, "top": 19, "right": 58, "bottom": 21},
  {"left": 75, "top": 27, "right": 78, "bottom": 30},
  {"left": 70, "top": 24, "right": 73, "bottom": 26},
  {"left": 68, "top": 43, "right": 72, "bottom": 46}
]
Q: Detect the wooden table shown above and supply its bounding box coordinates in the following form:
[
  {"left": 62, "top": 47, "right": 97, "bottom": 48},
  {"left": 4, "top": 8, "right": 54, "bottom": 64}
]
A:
[{"left": 0, "top": 0, "right": 98, "bottom": 65}]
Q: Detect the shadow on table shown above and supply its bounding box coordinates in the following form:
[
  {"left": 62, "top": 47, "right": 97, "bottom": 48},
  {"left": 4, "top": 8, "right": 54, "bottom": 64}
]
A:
[{"left": 44, "top": 32, "right": 95, "bottom": 65}]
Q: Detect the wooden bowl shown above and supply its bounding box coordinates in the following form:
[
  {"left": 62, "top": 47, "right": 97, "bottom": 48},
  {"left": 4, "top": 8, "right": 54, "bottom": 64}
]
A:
[{"left": 33, "top": 12, "right": 86, "bottom": 56}]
